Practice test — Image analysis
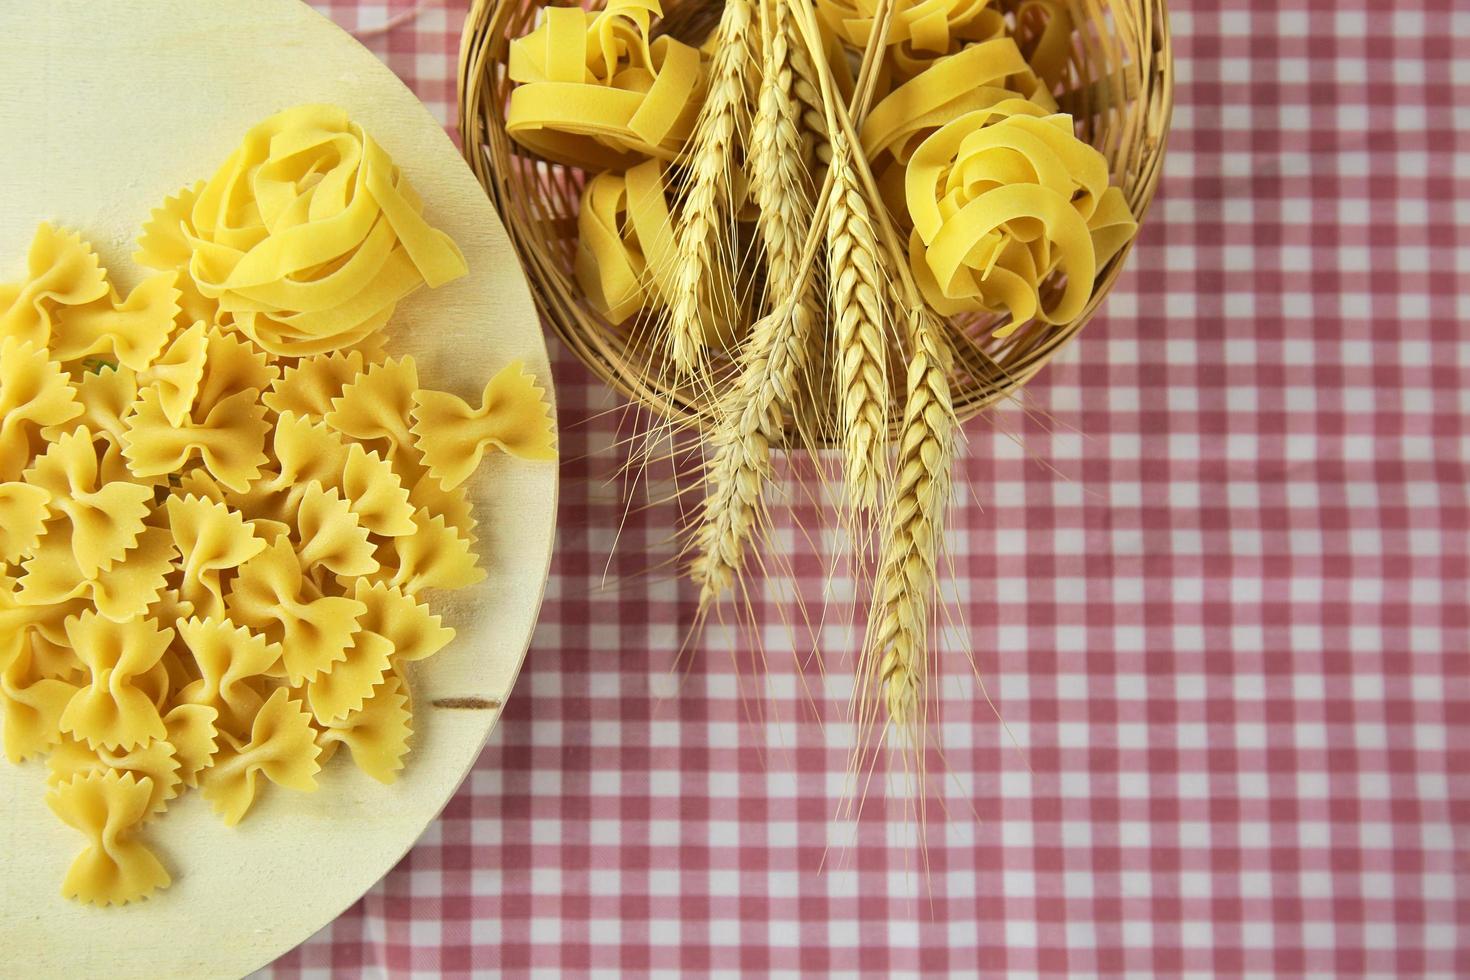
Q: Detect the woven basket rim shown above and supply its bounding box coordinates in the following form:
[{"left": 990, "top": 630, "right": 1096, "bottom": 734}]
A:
[{"left": 458, "top": 0, "right": 1174, "bottom": 432}]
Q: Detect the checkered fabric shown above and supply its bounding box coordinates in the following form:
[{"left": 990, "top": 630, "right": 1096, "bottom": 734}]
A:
[{"left": 269, "top": 1, "right": 1470, "bottom": 975}]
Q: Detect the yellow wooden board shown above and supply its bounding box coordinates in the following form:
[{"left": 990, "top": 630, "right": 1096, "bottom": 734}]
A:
[{"left": 0, "top": 2, "right": 556, "bottom": 976}]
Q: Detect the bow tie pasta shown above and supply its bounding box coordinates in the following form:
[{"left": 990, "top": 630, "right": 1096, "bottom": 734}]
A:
[{"left": 0, "top": 105, "right": 556, "bottom": 906}]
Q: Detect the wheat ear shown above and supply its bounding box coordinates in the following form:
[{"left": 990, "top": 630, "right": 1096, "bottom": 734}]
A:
[
  {"left": 749, "top": 0, "right": 814, "bottom": 298},
  {"left": 666, "top": 0, "right": 752, "bottom": 373},
  {"left": 863, "top": 307, "right": 955, "bottom": 731},
  {"left": 826, "top": 127, "right": 889, "bottom": 512},
  {"left": 784, "top": 10, "right": 830, "bottom": 165},
  {"left": 686, "top": 0, "right": 820, "bottom": 607},
  {"left": 689, "top": 300, "right": 817, "bottom": 608}
]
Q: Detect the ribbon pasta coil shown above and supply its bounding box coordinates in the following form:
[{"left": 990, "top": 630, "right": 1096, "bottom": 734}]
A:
[
  {"left": 506, "top": 0, "right": 708, "bottom": 170},
  {"left": 0, "top": 105, "right": 556, "bottom": 906},
  {"left": 905, "top": 102, "right": 1138, "bottom": 329}
]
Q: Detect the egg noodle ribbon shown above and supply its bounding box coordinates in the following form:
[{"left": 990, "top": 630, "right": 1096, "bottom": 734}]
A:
[
  {"left": 905, "top": 104, "right": 1137, "bottom": 330},
  {"left": 507, "top": 0, "right": 707, "bottom": 170}
]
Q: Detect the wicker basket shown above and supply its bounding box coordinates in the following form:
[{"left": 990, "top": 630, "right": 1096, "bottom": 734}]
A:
[{"left": 459, "top": 0, "right": 1172, "bottom": 429}]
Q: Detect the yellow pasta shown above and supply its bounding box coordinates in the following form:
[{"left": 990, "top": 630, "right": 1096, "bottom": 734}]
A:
[
  {"left": 0, "top": 482, "right": 51, "bottom": 564},
  {"left": 182, "top": 106, "right": 469, "bottom": 357},
  {"left": 0, "top": 337, "right": 81, "bottom": 481},
  {"left": 0, "top": 105, "right": 555, "bottom": 906},
  {"left": 200, "top": 688, "right": 320, "bottom": 827},
  {"left": 324, "top": 355, "right": 419, "bottom": 454},
  {"left": 47, "top": 736, "right": 183, "bottom": 817},
  {"left": 263, "top": 350, "right": 366, "bottom": 420},
  {"left": 411, "top": 361, "right": 558, "bottom": 490},
  {"left": 24, "top": 428, "right": 155, "bottom": 579},
  {"left": 0, "top": 223, "right": 110, "bottom": 348},
  {"left": 316, "top": 671, "right": 412, "bottom": 785},
  {"left": 58, "top": 612, "right": 173, "bottom": 752},
  {"left": 905, "top": 105, "right": 1137, "bottom": 328},
  {"left": 175, "top": 617, "right": 277, "bottom": 739},
  {"left": 574, "top": 160, "right": 681, "bottom": 324},
  {"left": 506, "top": 0, "right": 708, "bottom": 170},
  {"left": 46, "top": 770, "right": 171, "bottom": 906},
  {"left": 166, "top": 495, "right": 268, "bottom": 619}
]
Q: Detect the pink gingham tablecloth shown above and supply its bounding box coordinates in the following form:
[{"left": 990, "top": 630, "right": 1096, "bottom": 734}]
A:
[{"left": 272, "top": 1, "right": 1470, "bottom": 975}]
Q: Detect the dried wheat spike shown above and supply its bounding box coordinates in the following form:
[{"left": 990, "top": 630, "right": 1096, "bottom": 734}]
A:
[
  {"left": 690, "top": 301, "right": 816, "bottom": 609},
  {"left": 783, "top": 7, "right": 830, "bottom": 165},
  {"left": 666, "top": 0, "right": 752, "bottom": 373},
  {"left": 826, "top": 128, "right": 889, "bottom": 512},
  {"left": 867, "top": 308, "right": 955, "bottom": 727},
  {"left": 748, "top": 0, "right": 814, "bottom": 300}
]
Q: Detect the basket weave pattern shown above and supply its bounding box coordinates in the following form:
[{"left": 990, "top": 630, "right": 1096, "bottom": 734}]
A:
[{"left": 459, "top": 0, "right": 1172, "bottom": 428}]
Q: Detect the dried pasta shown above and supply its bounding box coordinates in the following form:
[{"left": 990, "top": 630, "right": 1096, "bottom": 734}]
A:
[
  {"left": 905, "top": 104, "right": 1138, "bottom": 328},
  {"left": 0, "top": 104, "right": 555, "bottom": 905},
  {"left": 506, "top": 0, "right": 708, "bottom": 170}
]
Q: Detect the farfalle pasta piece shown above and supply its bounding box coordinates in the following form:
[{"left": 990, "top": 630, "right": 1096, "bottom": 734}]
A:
[
  {"left": 46, "top": 769, "right": 171, "bottom": 906},
  {"left": 266, "top": 412, "right": 352, "bottom": 498},
  {"left": 225, "top": 537, "right": 366, "bottom": 686},
  {"left": 0, "top": 337, "right": 82, "bottom": 480},
  {"left": 48, "top": 271, "right": 180, "bottom": 371},
  {"left": 353, "top": 579, "right": 455, "bottom": 664},
  {"left": 166, "top": 494, "right": 267, "bottom": 618},
  {"left": 47, "top": 735, "right": 183, "bottom": 816},
  {"left": 135, "top": 182, "right": 223, "bottom": 327},
  {"left": 574, "top": 160, "right": 682, "bottom": 324},
  {"left": 163, "top": 701, "right": 221, "bottom": 788},
  {"left": 306, "top": 630, "right": 394, "bottom": 724},
  {"left": 905, "top": 106, "right": 1136, "bottom": 328},
  {"left": 407, "top": 471, "right": 476, "bottom": 540},
  {"left": 262, "top": 415, "right": 416, "bottom": 536},
  {"left": 40, "top": 362, "right": 139, "bottom": 446},
  {"left": 410, "top": 361, "right": 556, "bottom": 489},
  {"left": 506, "top": 0, "right": 707, "bottom": 169},
  {"left": 317, "top": 672, "right": 412, "bottom": 784},
  {"left": 324, "top": 355, "right": 418, "bottom": 453},
  {"left": 175, "top": 617, "right": 278, "bottom": 739},
  {"left": 138, "top": 320, "right": 207, "bottom": 426},
  {"left": 121, "top": 385, "right": 270, "bottom": 492},
  {"left": 263, "top": 349, "right": 366, "bottom": 420},
  {"left": 22, "top": 428, "right": 155, "bottom": 578},
  {"left": 0, "top": 481, "right": 50, "bottom": 562},
  {"left": 195, "top": 324, "right": 277, "bottom": 413},
  {"left": 378, "top": 510, "right": 485, "bottom": 594},
  {"left": 1, "top": 634, "right": 78, "bottom": 762},
  {"left": 200, "top": 687, "right": 321, "bottom": 826},
  {"left": 179, "top": 105, "right": 467, "bottom": 357},
  {"left": 341, "top": 444, "right": 417, "bottom": 537},
  {"left": 0, "top": 224, "right": 110, "bottom": 347},
  {"left": 16, "top": 525, "right": 177, "bottom": 623},
  {"left": 57, "top": 611, "right": 173, "bottom": 751},
  {"left": 294, "top": 482, "right": 378, "bottom": 578}
]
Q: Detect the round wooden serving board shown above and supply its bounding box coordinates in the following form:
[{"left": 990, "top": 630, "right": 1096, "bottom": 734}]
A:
[{"left": 0, "top": 2, "right": 556, "bottom": 976}]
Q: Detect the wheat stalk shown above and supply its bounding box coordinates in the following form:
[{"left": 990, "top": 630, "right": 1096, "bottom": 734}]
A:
[
  {"left": 863, "top": 307, "right": 955, "bottom": 731},
  {"left": 666, "top": 0, "right": 752, "bottom": 373},
  {"left": 784, "top": 11, "right": 830, "bottom": 165},
  {"left": 686, "top": 0, "right": 825, "bottom": 608},
  {"left": 826, "top": 127, "right": 888, "bottom": 512},
  {"left": 749, "top": 0, "right": 814, "bottom": 300},
  {"left": 689, "top": 300, "right": 816, "bottom": 608}
]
